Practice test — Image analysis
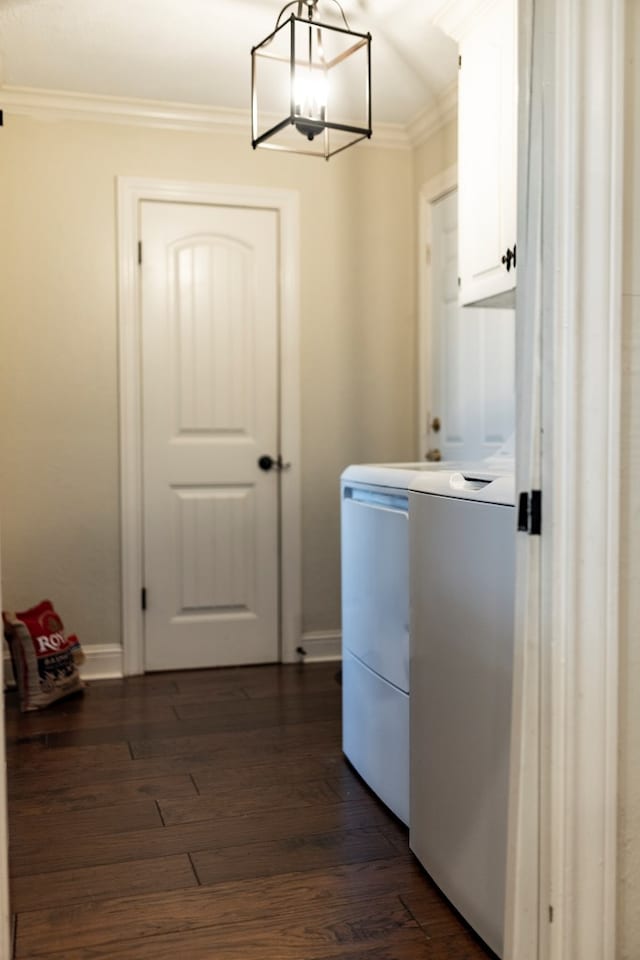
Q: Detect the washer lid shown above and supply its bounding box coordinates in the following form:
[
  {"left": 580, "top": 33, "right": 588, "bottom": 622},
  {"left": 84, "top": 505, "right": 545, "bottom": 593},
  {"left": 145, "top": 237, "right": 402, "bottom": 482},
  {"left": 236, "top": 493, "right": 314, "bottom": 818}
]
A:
[{"left": 341, "top": 458, "right": 494, "bottom": 491}]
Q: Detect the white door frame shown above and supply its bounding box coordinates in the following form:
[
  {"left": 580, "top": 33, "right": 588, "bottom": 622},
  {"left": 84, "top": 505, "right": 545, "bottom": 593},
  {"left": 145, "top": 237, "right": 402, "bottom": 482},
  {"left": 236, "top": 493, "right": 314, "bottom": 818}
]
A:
[
  {"left": 505, "top": 0, "right": 623, "bottom": 958},
  {"left": 117, "top": 178, "right": 302, "bottom": 674},
  {"left": 417, "top": 165, "right": 457, "bottom": 458},
  {"left": 424, "top": 0, "right": 622, "bottom": 953}
]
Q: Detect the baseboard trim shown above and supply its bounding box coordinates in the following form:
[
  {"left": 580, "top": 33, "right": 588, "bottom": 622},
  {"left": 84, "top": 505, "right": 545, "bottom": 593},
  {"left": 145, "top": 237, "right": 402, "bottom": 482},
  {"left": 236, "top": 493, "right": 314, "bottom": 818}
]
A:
[
  {"left": 4, "top": 635, "right": 338, "bottom": 680},
  {"left": 297, "top": 630, "right": 342, "bottom": 663},
  {"left": 3, "top": 643, "right": 123, "bottom": 687},
  {"left": 80, "top": 644, "right": 124, "bottom": 680}
]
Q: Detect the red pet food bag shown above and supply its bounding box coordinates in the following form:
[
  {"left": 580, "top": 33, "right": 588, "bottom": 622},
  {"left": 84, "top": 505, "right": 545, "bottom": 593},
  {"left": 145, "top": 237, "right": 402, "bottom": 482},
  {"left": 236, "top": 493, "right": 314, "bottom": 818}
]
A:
[{"left": 3, "top": 600, "right": 85, "bottom": 711}]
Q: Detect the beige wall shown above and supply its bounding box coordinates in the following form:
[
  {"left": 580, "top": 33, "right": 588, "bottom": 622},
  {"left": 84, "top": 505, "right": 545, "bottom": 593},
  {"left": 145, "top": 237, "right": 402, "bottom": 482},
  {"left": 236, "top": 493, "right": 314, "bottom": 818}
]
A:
[
  {"left": 412, "top": 117, "right": 457, "bottom": 193},
  {"left": 0, "top": 114, "right": 422, "bottom": 649},
  {"left": 619, "top": 2, "right": 640, "bottom": 955}
]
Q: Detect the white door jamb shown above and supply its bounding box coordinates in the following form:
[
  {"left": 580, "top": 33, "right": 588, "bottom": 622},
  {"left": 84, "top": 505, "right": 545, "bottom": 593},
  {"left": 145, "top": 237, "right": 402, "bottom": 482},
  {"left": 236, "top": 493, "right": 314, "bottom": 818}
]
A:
[{"left": 506, "top": 1, "right": 623, "bottom": 958}]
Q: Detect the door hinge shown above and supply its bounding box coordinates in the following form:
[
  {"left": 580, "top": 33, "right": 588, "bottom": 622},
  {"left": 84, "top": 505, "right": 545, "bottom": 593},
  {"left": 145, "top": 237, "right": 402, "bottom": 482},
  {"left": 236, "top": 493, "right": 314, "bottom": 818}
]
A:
[
  {"left": 137, "top": 241, "right": 143, "bottom": 265},
  {"left": 458, "top": 54, "right": 462, "bottom": 69},
  {"left": 141, "top": 587, "right": 147, "bottom": 611},
  {"left": 517, "top": 490, "right": 542, "bottom": 535}
]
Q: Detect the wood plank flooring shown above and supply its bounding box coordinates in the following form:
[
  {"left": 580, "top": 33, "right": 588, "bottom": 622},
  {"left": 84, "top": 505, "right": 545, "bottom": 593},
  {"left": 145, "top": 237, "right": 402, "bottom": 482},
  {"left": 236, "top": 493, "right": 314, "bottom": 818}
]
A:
[{"left": 5, "top": 662, "right": 495, "bottom": 959}]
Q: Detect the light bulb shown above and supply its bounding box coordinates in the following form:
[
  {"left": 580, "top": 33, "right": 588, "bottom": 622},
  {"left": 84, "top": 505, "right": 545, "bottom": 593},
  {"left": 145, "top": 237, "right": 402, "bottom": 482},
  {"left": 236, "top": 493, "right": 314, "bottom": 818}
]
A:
[{"left": 294, "top": 68, "right": 328, "bottom": 139}]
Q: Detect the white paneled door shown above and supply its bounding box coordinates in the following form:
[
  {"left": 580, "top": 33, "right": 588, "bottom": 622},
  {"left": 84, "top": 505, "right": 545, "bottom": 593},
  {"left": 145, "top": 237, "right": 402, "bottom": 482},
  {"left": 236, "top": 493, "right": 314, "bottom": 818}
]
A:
[
  {"left": 428, "top": 189, "right": 515, "bottom": 462},
  {"left": 140, "top": 201, "right": 280, "bottom": 670}
]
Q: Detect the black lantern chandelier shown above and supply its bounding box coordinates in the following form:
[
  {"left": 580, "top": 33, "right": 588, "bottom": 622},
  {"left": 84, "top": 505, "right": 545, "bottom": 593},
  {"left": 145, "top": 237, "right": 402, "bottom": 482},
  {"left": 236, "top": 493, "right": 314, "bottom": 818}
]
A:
[{"left": 251, "top": 0, "right": 372, "bottom": 159}]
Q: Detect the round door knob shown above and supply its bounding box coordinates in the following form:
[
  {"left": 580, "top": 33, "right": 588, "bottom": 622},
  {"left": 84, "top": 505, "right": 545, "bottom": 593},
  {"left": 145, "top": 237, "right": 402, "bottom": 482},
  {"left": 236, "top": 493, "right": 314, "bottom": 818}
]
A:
[{"left": 258, "top": 454, "right": 291, "bottom": 472}]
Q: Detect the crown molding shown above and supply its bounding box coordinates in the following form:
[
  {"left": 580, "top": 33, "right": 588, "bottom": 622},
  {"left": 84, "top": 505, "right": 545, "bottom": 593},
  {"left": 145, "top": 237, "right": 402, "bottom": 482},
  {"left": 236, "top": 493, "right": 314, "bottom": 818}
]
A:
[
  {"left": 406, "top": 80, "right": 457, "bottom": 147},
  {"left": 0, "top": 85, "right": 458, "bottom": 150},
  {"left": 0, "top": 85, "right": 412, "bottom": 147},
  {"left": 0, "top": 86, "right": 249, "bottom": 135}
]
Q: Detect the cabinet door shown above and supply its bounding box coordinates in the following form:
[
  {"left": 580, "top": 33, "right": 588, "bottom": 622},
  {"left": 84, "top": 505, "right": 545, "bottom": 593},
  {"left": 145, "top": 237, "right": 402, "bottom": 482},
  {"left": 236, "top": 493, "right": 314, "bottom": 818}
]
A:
[{"left": 458, "top": 0, "right": 517, "bottom": 307}]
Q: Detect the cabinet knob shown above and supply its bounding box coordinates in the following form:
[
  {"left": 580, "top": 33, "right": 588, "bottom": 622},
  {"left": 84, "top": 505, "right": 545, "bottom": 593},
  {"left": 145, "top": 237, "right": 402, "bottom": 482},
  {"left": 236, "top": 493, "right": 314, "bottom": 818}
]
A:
[{"left": 501, "top": 244, "right": 517, "bottom": 272}]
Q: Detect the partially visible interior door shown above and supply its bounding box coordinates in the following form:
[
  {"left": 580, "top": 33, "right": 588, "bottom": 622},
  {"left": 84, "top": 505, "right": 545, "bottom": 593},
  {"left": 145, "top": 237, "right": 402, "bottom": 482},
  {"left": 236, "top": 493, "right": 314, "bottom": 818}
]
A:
[
  {"left": 427, "top": 189, "right": 515, "bottom": 462},
  {"left": 140, "top": 200, "right": 280, "bottom": 671}
]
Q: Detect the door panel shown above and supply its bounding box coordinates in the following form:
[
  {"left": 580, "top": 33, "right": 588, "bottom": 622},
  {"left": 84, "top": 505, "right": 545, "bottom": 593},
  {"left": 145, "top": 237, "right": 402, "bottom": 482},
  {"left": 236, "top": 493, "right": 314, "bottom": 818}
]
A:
[
  {"left": 174, "top": 485, "right": 255, "bottom": 613},
  {"left": 141, "top": 201, "right": 279, "bottom": 670},
  {"left": 174, "top": 239, "right": 254, "bottom": 434}
]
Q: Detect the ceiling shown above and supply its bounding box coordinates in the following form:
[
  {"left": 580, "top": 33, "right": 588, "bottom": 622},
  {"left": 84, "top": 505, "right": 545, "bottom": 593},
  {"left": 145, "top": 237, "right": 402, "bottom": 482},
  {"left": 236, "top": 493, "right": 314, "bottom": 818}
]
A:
[{"left": 0, "top": 0, "right": 458, "bottom": 129}]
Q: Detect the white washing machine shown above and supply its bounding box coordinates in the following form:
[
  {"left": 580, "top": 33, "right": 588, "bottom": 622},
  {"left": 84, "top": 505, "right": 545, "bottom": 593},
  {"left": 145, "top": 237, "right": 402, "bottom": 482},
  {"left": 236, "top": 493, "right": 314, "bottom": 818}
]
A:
[
  {"left": 340, "top": 459, "right": 484, "bottom": 826},
  {"left": 408, "top": 466, "right": 515, "bottom": 957}
]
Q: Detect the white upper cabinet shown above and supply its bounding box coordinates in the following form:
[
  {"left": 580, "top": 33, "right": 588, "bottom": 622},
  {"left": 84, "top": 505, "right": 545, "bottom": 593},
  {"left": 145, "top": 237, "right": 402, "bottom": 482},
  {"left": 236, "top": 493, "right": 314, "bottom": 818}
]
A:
[{"left": 435, "top": 0, "right": 518, "bottom": 308}]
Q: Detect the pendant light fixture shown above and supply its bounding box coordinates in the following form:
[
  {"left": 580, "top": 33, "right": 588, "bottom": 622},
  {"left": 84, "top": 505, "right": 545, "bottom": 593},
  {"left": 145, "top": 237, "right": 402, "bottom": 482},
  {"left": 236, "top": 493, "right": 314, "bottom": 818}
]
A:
[{"left": 251, "top": 0, "right": 372, "bottom": 159}]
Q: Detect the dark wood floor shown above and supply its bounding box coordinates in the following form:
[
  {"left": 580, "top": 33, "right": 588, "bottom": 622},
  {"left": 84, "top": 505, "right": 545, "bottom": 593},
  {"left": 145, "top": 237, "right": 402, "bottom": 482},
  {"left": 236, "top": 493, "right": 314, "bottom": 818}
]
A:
[{"left": 5, "top": 662, "right": 493, "bottom": 959}]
